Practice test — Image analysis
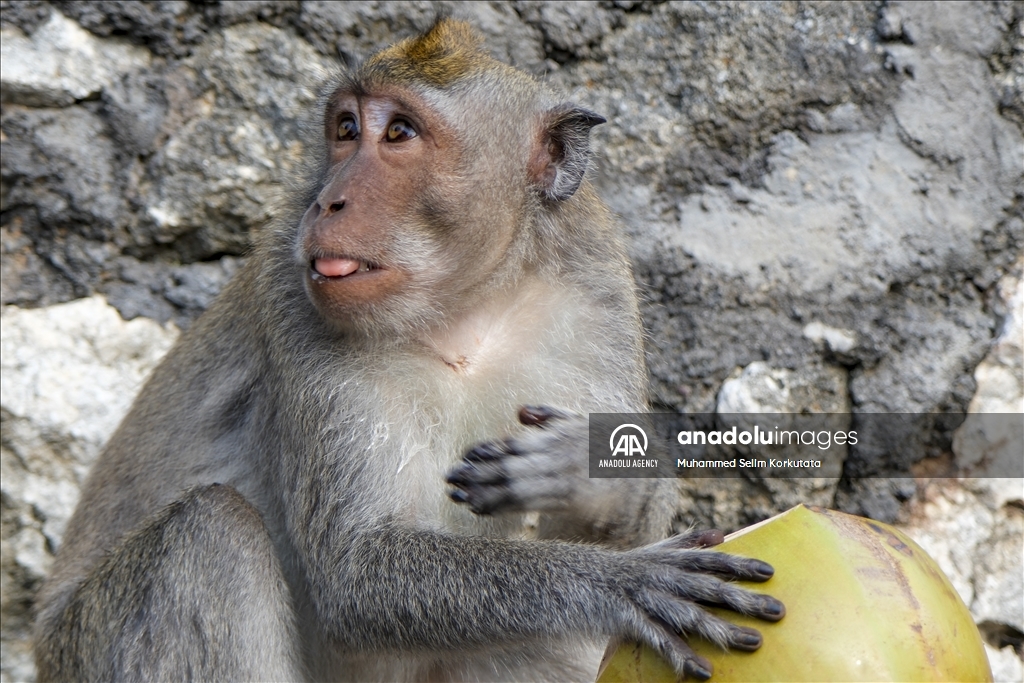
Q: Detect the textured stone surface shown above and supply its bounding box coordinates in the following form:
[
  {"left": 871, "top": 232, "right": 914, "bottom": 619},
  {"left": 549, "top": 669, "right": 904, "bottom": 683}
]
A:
[
  {"left": 899, "top": 260, "right": 1024, "bottom": 678},
  {"left": 674, "top": 360, "right": 850, "bottom": 533},
  {"left": 1, "top": 296, "right": 177, "bottom": 682},
  {"left": 0, "top": 11, "right": 151, "bottom": 107},
  {"left": 1, "top": 2, "right": 1021, "bottom": 680},
  {"left": 900, "top": 478, "right": 1024, "bottom": 682}
]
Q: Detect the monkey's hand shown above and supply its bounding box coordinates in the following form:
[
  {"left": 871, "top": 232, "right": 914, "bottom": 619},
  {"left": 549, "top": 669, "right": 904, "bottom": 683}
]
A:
[
  {"left": 446, "top": 406, "right": 593, "bottom": 515},
  {"left": 604, "top": 530, "right": 786, "bottom": 680}
]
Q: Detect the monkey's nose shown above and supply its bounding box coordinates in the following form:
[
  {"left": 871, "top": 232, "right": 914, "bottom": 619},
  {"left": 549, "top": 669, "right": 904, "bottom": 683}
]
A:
[{"left": 310, "top": 200, "right": 346, "bottom": 219}]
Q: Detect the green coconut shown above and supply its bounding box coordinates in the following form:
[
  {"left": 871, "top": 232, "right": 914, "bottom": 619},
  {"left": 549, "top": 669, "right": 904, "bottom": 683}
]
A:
[{"left": 597, "top": 505, "right": 992, "bottom": 682}]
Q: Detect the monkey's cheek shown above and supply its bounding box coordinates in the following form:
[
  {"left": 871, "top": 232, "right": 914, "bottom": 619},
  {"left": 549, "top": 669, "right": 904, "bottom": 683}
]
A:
[{"left": 304, "top": 268, "right": 406, "bottom": 320}]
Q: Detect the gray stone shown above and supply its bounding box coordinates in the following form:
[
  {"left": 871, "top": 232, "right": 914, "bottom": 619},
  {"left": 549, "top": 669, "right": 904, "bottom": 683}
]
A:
[
  {"left": 0, "top": 11, "right": 150, "bottom": 107},
  {"left": 99, "top": 256, "right": 245, "bottom": 328},
  {"left": 957, "top": 262, "right": 1024, "bottom": 416},
  {"left": 1, "top": 107, "right": 125, "bottom": 236},
  {"left": 953, "top": 263, "right": 1024, "bottom": 478},
  {"left": 515, "top": 1, "right": 616, "bottom": 63},
  {"left": 0, "top": 1, "right": 52, "bottom": 35},
  {"left": 163, "top": 258, "right": 244, "bottom": 313},
  {"left": 139, "top": 22, "right": 332, "bottom": 260},
  {"left": 56, "top": 0, "right": 207, "bottom": 58},
  {"left": 675, "top": 361, "right": 850, "bottom": 532}
]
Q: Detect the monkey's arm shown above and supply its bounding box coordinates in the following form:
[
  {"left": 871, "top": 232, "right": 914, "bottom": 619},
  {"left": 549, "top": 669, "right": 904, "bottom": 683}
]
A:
[{"left": 302, "top": 521, "right": 782, "bottom": 680}]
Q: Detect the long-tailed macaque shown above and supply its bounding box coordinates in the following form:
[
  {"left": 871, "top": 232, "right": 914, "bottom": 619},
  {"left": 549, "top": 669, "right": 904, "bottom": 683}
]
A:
[{"left": 34, "top": 19, "right": 783, "bottom": 682}]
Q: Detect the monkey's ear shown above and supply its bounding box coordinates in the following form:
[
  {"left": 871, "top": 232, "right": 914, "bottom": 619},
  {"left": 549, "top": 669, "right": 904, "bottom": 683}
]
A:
[{"left": 530, "top": 105, "right": 606, "bottom": 201}]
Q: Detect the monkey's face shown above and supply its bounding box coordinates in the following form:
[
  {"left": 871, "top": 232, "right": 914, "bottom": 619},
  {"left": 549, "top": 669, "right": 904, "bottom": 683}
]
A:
[{"left": 298, "top": 86, "right": 528, "bottom": 337}]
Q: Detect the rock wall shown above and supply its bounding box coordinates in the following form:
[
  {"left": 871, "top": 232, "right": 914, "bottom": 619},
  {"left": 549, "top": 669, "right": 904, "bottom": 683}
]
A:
[{"left": 2, "top": 2, "right": 1021, "bottom": 680}]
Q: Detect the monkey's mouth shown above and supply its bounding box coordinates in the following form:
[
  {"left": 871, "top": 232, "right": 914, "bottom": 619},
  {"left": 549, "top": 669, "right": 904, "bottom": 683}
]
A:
[
  {"left": 309, "top": 257, "right": 381, "bottom": 280},
  {"left": 305, "top": 254, "right": 402, "bottom": 313}
]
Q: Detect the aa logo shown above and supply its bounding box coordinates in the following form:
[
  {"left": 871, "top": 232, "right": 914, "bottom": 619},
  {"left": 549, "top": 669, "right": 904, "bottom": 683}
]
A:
[{"left": 609, "top": 424, "right": 648, "bottom": 457}]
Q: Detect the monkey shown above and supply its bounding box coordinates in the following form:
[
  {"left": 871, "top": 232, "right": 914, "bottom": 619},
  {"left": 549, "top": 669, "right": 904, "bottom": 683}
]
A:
[{"left": 33, "top": 18, "right": 784, "bottom": 683}]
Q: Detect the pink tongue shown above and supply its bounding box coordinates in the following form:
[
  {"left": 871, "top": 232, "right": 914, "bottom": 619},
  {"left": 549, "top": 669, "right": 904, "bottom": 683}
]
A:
[{"left": 315, "top": 258, "right": 360, "bottom": 278}]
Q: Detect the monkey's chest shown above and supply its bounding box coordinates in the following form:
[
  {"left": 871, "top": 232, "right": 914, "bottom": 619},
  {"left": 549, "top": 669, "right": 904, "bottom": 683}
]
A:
[{"left": 370, "top": 299, "right": 587, "bottom": 532}]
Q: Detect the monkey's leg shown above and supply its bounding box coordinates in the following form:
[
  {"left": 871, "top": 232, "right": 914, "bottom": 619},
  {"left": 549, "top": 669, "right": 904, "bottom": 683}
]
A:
[{"left": 35, "top": 484, "right": 302, "bottom": 683}]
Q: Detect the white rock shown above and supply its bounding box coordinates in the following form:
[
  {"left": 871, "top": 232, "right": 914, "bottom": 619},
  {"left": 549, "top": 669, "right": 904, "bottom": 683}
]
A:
[
  {"left": 716, "top": 360, "right": 849, "bottom": 414},
  {"left": 963, "top": 261, "right": 1023, "bottom": 413},
  {"left": 901, "top": 481, "right": 1024, "bottom": 681},
  {"left": 954, "top": 261, "right": 1023, "bottom": 479},
  {"left": 2, "top": 296, "right": 176, "bottom": 459},
  {"left": 1, "top": 295, "right": 177, "bottom": 547},
  {"left": 0, "top": 12, "right": 151, "bottom": 107},
  {"left": 971, "top": 510, "right": 1024, "bottom": 637},
  {"left": 10, "top": 527, "right": 50, "bottom": 583},
  {"left": 900, "top": 483, "right": 992, "bottom": 607},
  {"left": 717, "top": 361, "right": 790, "bottom": 413},
  {"left": 985, "top": 642, "right": 1023, "bottom": 683},
  {"left": 802, "top": 321, "right": 857, "bottom": 354}
]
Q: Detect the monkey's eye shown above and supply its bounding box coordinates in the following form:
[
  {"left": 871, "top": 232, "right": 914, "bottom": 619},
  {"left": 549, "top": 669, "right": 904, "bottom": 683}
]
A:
[
  {"left": 337, "top": 115, "right": 359, "bottom": 141},
  {"left": 385, "top": 119, "right": 417, "bottom": 143}
]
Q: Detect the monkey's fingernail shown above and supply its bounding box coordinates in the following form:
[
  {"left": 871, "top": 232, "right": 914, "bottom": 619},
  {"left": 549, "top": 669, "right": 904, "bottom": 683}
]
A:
[
  {"left": 466, "top": 443, "right": 503, "bottom": 461},
  {"left": 518, "top": 406, "right": 553, "bottom": 425},
  {"left": 684, "top": 656, "right": 713, "bottom": 680},
  {"left": 761, "top": 597, "right": 785, "bottom": 620},
  {"left": 733, "top": 627, "right": 762, "bottom": 650},
  {"left": 752, "top": 560, "right": 774, "bottom": 578},
  {"left": 446, "top": 467, "right": 471, "bottom": 485},
  {"left": 448, "top": 489, "right": 469, "bottom": 503}
]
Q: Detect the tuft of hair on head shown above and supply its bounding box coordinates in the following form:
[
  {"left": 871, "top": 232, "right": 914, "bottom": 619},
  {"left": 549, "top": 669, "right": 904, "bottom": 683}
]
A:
[{"left": 362, "top": 17, "right": 493, "bottom": 88}]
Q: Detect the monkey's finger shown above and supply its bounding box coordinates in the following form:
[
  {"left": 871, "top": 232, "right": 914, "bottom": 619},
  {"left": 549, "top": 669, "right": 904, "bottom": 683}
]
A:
[
  {"left": 656, "top": 569, "right": 785, "bottom": 623},
  {"left": 447, "top": 461, "right": 508, "bottom": 487},
  {"left": 654, "top": 548, "right": 775, "bottom": 582},
  {"left": 634, "top": 613, "right": 714, "bottom": 681},
  {"left": 464, "top": 437, "right": 530, "bottom": 459},
  {"left": 701, "top": 578, "right": 785, "bottom": 622},
  {"left": 463, "top": 441, "right": 509, "bottom": 462},
  {"left": 637, "top": 588, "right": 764, "bottom": 652},
  {"left": 708, "top": 587, "right": 785, "bottom": 623},
  {"left": 517, "top": 405, "right": 571, "bottom": 426},
  {"left": 660, "top": 528, "right": 725, "bottom": 549},
  {"left": 449, "top": 488, "right": 471, "bottom": 505},
  {"left": 463, "top": 485, "right": 518, "bottom": 515},
  {"left": 448, "top": 485, "right": 506, "bottom": 514}
]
